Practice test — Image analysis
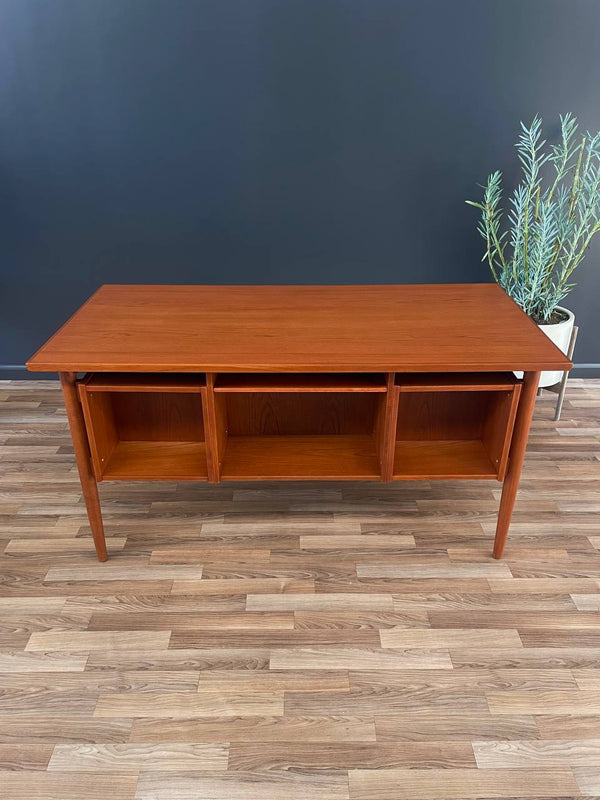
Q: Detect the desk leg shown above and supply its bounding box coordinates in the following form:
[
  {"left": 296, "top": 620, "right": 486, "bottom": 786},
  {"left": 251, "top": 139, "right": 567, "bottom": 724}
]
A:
[
  {"left": 60, "top": 372, "right": 107, "bottom": 562},
  {"left": 493, "top": 370, "right": 540, "bottom": 559}
]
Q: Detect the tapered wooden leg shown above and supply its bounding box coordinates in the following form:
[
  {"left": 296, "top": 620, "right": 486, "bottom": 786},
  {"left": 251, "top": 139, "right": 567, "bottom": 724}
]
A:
[
  {"left": 493, "top": 370, "right": 540, "bottom": 559},
  {"left": 59, "top": 372, "right": 107, "bottom": 561}
]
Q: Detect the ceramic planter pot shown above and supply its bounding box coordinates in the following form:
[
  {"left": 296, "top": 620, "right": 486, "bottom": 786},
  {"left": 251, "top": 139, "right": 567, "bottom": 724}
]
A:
[{"left": 515, "top": 306, "right": 575, "bottom": 388}]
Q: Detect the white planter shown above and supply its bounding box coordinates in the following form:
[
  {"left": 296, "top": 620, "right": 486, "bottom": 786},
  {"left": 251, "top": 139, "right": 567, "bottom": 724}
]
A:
[{"left": 515, "top": 306, "right": 575, "bottom": 388}]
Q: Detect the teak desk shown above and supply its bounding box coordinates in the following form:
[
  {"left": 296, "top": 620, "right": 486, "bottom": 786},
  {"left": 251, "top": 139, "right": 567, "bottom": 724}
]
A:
[{"left": 28, "top": 284, "right": 572, "bottom": 561}]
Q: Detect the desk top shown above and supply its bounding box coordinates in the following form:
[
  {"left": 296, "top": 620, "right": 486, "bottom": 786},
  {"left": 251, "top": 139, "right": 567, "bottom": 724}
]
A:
[{"left": 27, "top": 284, "right": 572, "bottom": 373}]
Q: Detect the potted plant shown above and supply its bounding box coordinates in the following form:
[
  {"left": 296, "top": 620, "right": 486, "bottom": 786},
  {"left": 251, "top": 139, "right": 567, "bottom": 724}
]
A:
[{"left": 467, "top": 114, "right": 600, "bottom": 386}]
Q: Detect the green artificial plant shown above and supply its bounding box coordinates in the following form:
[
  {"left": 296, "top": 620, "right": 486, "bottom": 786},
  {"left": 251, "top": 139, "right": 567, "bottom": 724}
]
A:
[{"left": 467, "top": 114, "right": 600, "bottom": 323}]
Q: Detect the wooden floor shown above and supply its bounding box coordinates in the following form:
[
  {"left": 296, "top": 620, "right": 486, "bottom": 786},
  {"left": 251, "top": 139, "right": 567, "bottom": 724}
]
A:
[{"left": 1, "top": 378, "right": 599, "bottom": 800}]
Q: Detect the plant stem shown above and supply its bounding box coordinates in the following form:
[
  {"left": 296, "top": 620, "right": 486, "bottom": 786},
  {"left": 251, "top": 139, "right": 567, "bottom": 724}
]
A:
[{"left": 568, "top": 137, "right": 586, "bottom": 220}]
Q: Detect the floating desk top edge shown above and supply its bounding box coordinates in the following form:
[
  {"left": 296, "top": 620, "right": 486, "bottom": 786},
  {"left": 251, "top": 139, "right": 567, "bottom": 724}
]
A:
[{"left": 27, "top": 284, "right": 572, "bottom": 374}]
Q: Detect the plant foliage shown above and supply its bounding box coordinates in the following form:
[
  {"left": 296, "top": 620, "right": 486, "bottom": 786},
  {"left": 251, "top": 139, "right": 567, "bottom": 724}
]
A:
[{"left": 467, "top": 114, "right": 600, "bottom": 323}]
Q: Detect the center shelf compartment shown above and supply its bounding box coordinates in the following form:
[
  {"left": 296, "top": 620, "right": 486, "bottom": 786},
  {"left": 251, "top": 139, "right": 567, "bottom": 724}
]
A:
[
  {"left": 393, "top": 373, "right": 521, "bottom": 480},
  {"left": 221, "top": 434, "right": 380, "bottom": 480},
  {"left": 78, "top": 374, "right": 209, "bottom": 481},
  {"left": 214, "top": 373, "right": 387, "bottom": 393},
  {"left": 215, "top": 378, "right": 386, "bottom": 480}
]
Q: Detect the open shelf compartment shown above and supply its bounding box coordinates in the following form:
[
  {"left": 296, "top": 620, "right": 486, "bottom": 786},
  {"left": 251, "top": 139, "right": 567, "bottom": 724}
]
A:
[
  {"left": 393, "top": 373, "right": 521, "bottom": 480},
  {"left": 215, "top": 385, "right": 386, "bottom": 480},
  {"left": 214, "top": 373, "right": 387, "bottom": 393},
  {"left": 78, "top": 374, "right": 209, "bottom": 481},
  {"left": 396, "top": 372, "right": 521, "bottom": 392},
  {"left": 81, "top": 372, "right": 206, "bottom": 392}
]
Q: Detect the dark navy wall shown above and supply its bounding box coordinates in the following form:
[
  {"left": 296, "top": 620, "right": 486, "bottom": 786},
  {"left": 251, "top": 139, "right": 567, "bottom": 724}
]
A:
[{"left": 1, "top": 0, "right": 599, "bottom": 377}]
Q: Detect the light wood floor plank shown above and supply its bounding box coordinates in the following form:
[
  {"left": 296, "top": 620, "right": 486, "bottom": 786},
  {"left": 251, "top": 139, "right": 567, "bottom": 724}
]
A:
[
  {"left": 573, "top": 766, "right": 600, "bottom": 795},
  {"left": 195, "top": 669, "right": 349, "bottom": 692},
  {"left": 391, "top": 592, "right": 577, "bottom": 611},
  {"left": 134, "top": 770, "right": 350, "bottom": 800},
  {"left": 473, "top": 738, "right": 600, "bottom": 767},
  {"left": 95, "top": 691, "right": 284, "bottom": 718},
  {"left": 574, "top": 670, "right": 600, "bottom": 690},
  {"left": 318, "top": 578, "right": 493, "bottom": 593},
  {"left": 0, "top": 743, "right": 53, "bottom": 770},
  {"left": 167, "top": 629, "right": 382, "bottom": 647},
  {"left": 489, "top": 578, "right": 599, "bottom": 593},
  {"left": 357, "top": 563, "right": 512, "bottom": 578},
  {"left": 537, "top": 714, "right": 600, "bottom": 739},
  {"left": 228, "top": 741, "right": 474, "bottom": 770},
  {"left": 0, "top": 579, "right": 175, "bottom": 597},
  {"left": 348, "top": 766, "right": 579, "bottom": 799},
  {"left": 0, "top": 771, "right": 138, "bottom": 799},
  {"left": 48, "top": 743, "right": 228, "bottom": 771},
  {"left": 87, "top": 611, "right": 294, "bottom": 630},
  {"left": 171, "top": 578, "right": 315, "bottom": 594},
  {"left": 270, "top": 646, "right": 452, "bottom": 670},
  {"left": 294, "top": 610, "right": 428, "bottom": 630},
  {"left": 0, "top": 597, "right": 66, "bottom": 613},
  {"left": 285, "top": 688, "right": 488, "bottom": 716},
  {"left": 374, "top": 713, "right": 538, "bottom": 741},
  {"left": 380, "top": 628, "right": 522, "bottom": 648},
  {"left": 572, "top": 593, "right": 600, "bottom": 610},
  {"left": 26, "top": 631, "right": 171, "bottom": 651},
  {"left": 246, "top": 593, "right": 394, "bottom": 611},
  {"left": 130, "top": 715, "right": 376, "bottom": 743},
  {"left": 85, "top": 647, "right": 270, "bottom": 671},
  {"left": 0, "top": 651, "right": 88, "bottom": 672},
  {"left": 44, "top": 566, "right": 203, "bottom": 581},
  {"left": 0, "top": 714, "right": 132, "bottom": 744},
  {"left": 298, "top": 534, "right": 416, "bottom": 550},
  {"left": 5, "top": 538, "right": 127, "bottom": 553},
  {"left": 430, "top": 610, "right": 600, "bottom": 629},
  {"left": 487, "top": 690, "right": 600, "bottom": 715},
  {"left": 450, "top": 647, "right": 600, "bottom": 669},
  {"left": 350, "top": 668, "right": 577, "bottom": 691},
  {"left": 0, "top": 670, "right": 200, "bottom": 694},
  {"left": 149, "top": 547, "right": 271, "bottom": 563},
  {"left": 63, "top": 593, "right": 247, "bottom": 613}
]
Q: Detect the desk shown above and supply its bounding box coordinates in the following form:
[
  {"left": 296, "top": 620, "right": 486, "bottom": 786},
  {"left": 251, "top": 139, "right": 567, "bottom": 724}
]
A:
[{"left": 27, "top": 284, "right": 572, "bottom": 561}]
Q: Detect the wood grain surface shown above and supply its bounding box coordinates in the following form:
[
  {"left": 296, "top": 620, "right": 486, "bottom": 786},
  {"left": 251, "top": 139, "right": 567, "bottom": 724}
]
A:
[
  {"left": 26, "top": 284, "right": 571, "bottom": 373},
  {"left": 0, "top": 377, "right": 598, "bottom": 799}
]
